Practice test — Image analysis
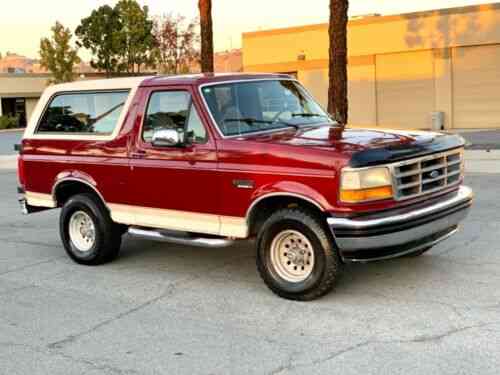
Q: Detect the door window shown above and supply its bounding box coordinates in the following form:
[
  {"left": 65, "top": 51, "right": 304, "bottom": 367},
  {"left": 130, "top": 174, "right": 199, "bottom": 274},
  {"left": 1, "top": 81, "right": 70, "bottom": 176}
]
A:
[{"left": 143, "top": 91, "right": 207, "bottom": 144}]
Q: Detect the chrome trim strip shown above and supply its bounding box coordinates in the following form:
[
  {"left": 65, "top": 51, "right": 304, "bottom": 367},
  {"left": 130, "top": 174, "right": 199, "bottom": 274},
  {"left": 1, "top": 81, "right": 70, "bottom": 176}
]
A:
[
  {"left": 246, "top": 192, "right": 325, "bottom": 223},
  {"left": 52, "top": 178, "right": 108, "bottom": 209},
  {"left": 128, "top": 227, "right": 236, "bottom": 248},
  {"left": 327, "top": 185, "right": 473, "bottom": 230}
]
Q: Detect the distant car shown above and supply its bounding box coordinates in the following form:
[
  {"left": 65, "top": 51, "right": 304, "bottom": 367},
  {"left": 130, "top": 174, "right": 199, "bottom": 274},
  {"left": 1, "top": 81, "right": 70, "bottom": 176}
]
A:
[{"left": 17, "top": 73, "right": 473, "bottom": 300}]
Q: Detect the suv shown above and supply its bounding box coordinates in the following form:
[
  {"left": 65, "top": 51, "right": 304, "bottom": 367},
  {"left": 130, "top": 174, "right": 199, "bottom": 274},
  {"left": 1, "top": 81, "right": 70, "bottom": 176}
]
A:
[{"left": 17, "top": 74, "right": 473, "bottom": 300}]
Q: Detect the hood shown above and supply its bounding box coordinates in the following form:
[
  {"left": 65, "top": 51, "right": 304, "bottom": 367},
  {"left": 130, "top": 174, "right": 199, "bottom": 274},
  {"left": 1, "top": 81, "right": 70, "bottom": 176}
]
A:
[{"left": 243, "top": 125, "right": 465, "bottom": 167}]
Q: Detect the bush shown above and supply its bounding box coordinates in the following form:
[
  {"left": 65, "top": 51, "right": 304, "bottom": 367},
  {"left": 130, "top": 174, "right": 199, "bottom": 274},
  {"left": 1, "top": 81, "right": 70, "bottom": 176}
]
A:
[{"left": 0, "top": 115, "right": 19, "bottom": 130}]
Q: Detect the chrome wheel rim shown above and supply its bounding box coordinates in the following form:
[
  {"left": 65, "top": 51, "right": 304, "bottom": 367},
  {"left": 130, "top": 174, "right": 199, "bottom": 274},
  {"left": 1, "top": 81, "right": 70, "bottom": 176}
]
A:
[
  {"left": 69, "top": 211, "right": 96, "bottom": 253},
  {"left": 270, "top": 230, "right": 315, "bottom": 283}
]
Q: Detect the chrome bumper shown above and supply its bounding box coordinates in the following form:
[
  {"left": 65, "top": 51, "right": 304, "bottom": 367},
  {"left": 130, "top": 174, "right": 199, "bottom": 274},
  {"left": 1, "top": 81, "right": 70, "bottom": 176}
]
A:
[{"left": 328, "top": 186, "right": 473, "bottom": 262}]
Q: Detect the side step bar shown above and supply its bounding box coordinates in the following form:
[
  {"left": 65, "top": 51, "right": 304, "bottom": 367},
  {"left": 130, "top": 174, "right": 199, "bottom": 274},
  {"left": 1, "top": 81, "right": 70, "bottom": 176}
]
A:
[{"left": 128, "top": 227, "right": 236, "bottom": 248}]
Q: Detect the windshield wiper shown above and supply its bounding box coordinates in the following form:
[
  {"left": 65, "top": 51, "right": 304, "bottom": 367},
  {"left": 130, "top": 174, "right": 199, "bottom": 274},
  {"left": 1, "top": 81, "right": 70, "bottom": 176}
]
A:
[
  {"left": 224, "top": 118, "right": 299, "bottom": 130},
  {"left": 291, "top": 113, "right": 328, "bottom": 118},
  {"left": 224, "top": 118, "right": 274, "bottom": 126}
]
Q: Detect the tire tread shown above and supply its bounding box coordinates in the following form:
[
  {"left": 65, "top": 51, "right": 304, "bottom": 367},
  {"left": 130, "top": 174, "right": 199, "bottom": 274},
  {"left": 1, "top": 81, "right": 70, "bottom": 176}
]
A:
[{"left": 256, "top": 207, "right": 341, "bottom": 301}]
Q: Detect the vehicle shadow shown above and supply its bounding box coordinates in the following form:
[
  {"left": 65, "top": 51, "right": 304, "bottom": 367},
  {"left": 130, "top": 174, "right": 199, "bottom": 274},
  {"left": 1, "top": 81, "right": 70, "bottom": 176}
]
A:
[{"left": 116, "top": 234, "right": 449, "bottom": 301}]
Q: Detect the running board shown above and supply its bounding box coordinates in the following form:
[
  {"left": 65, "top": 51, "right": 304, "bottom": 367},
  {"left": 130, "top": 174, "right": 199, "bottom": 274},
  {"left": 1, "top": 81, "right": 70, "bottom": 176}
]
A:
[{"left": 127, "top": 227, "right": 236, "bottom": 248}]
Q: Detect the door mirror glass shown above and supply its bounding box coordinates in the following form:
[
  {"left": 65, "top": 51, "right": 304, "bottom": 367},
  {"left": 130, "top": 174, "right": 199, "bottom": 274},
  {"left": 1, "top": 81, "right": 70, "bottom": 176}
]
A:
[{"left": 151, "top": 128, "right": 184, "bottom": 147}]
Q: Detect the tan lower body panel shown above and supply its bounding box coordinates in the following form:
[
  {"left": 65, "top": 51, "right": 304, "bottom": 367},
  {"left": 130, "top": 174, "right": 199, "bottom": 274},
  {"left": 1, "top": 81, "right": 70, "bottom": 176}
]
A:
[
  {"left": 108, "top": 203, "right": 248, "bottom": 239},
  {"left": 25, "top": 191, "right": 56, "bottom": 208}
]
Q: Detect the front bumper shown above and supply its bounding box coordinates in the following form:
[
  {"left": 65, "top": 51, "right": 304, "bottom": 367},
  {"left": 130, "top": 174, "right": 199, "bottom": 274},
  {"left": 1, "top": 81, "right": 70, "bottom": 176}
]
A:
[{"left": 328, "top": 186, "right": 473, "bottom": 262}]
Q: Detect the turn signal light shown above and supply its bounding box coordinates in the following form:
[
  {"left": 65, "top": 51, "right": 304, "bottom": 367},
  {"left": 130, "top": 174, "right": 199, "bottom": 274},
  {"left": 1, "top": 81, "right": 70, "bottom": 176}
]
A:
[{"left": 340, "top": 186, "right": 393, "bottom": 203}]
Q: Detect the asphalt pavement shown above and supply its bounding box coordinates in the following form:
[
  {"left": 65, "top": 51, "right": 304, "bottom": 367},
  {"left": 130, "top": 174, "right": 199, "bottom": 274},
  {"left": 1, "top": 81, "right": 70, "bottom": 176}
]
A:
[
  {"left": 0, "top": 168, "right": 499, "bottom": 374},
  {"left": 0, "top": 130, "right": 22, "bottom": 155}
]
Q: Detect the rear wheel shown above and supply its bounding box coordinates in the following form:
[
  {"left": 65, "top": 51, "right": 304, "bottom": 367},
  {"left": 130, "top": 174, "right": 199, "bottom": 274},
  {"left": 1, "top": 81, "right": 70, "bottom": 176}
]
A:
[
  {"left": 256, "top": 208, "right": 341, "bottom": 301},
  {"left": 60, "top": 193, "right": 122, "bottom": 265}
]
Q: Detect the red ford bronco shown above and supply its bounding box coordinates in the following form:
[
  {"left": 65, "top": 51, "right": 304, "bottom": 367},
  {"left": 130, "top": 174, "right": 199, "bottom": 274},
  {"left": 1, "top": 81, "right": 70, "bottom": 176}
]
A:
[{"left": 17, "top": 73, "right": 473, "bottom": 300}]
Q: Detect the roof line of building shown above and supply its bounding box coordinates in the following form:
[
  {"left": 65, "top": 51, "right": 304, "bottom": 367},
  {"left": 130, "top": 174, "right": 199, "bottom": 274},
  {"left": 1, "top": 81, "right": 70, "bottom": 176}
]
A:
[{"left": 243, "top": 2, "right": 500, "bottom": 38}]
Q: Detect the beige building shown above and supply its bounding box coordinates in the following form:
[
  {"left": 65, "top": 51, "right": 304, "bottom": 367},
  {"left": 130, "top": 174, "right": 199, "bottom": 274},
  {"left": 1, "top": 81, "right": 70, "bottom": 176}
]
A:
[
  {"left": 243, "top": 3, "right": 500, "bottom": 130},
  {"left": 0, "top": 74, "right": 49, "bottom": 126}
]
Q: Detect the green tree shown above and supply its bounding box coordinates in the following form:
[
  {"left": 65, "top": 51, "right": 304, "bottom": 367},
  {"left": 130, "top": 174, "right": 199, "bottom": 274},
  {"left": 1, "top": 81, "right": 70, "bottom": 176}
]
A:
[
  {"left": 115, "top": 0, "right": 156, "bottom": 74},
  {"left": 75, "top": 5, "right": 123, "bottom": 78},
  {"left": 39, "top": 22, "right": 81, "bottom": 84},
  {"left": 198, "top": 0, "right": 214, "bottom": 73},
  {"left": 328, "top": 0, "right": 349, "bottom": 124}
]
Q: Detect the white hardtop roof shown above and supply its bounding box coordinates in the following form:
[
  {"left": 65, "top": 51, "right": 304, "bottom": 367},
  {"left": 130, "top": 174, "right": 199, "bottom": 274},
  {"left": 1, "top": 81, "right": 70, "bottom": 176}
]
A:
[
  {"left": 23, "top": 76, "right": 154, "bottom": 141},
  {"left": 44, "top": 76, "right": 154, "bottom": 95}
]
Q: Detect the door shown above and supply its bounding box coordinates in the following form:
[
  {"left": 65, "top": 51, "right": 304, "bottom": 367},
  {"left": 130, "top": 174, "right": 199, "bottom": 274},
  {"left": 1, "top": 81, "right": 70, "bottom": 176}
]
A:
[
  {"left": 127, "top": 87, "right": 220, "bottom": 235},
  {"left": 452, "top": 45, "right": 500, "bottom": 128}
]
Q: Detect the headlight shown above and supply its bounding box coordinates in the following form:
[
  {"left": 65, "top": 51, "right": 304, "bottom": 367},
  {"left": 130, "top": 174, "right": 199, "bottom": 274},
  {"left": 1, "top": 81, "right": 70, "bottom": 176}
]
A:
[{"left": 340, "top": 167, "right": 393, "bottom": 203}]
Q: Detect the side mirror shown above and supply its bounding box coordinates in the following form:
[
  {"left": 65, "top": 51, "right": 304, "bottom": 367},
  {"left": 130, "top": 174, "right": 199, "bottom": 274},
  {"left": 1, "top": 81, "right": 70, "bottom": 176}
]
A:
[{"left": 152, "top": 128, "right": 184, "bottom": 147}]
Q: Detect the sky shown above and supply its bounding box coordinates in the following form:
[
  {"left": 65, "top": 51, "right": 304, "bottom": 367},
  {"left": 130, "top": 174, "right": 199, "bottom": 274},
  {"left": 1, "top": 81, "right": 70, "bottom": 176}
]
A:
[{"left": 0, "top": 0, "right": 496, "bottom": 60}]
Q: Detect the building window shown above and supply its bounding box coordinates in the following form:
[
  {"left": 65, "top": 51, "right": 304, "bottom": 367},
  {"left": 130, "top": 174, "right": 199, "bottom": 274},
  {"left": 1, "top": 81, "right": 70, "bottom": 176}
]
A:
[
  {"left": 1, "top": 98, "right": 26, "bottom": 128},
  {"left": 36, "top": 91, "right": 129, "bottom": 135}
]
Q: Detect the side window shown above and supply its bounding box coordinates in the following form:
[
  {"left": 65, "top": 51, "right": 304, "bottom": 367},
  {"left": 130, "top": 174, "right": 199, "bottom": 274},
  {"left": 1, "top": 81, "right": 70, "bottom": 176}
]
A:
[
  {"left": 37, "top": 91, "right": 129, "bottom": 135},
  {"left": 143, "top": 91, "right": 207, "bottom": 144},
  {"left": 143, "top": 91, "right": 190, "bottom": 143},
  {"left": 186, "top": 106, "right": 207, "bottom": 144}
]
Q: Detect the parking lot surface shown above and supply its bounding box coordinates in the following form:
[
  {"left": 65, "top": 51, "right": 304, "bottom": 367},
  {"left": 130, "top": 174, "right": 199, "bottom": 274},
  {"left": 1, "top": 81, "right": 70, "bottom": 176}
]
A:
[
  {"left": 0, "top": 131, "right": 22, "bottom": 155},
  {"left": 0, "top": 170, "right": 499, "bottom": 374}
]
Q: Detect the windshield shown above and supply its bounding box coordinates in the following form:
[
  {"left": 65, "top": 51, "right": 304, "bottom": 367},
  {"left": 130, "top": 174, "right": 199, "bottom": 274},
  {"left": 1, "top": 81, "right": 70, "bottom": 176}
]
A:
[{"left": 201, "top": 79, "right": 335, "bottom": 137}]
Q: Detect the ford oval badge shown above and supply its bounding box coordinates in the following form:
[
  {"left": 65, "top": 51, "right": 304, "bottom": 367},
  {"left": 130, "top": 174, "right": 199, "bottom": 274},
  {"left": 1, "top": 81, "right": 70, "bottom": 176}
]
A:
[{"left": 429, "top": 170, "right": 440, "bottom": 179}]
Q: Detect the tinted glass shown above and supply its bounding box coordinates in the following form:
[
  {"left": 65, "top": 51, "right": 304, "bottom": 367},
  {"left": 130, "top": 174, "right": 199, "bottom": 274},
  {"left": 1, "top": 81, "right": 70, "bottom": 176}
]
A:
[
  {"left": 201, "top": 80, "right": 334, "bottom": 136},
  {"left": 143, "top": 91, "right": 190, "bottom": 142},
  {"left": 143, "top": 91, "right": 207, "bottom": 144},
  {"left": 186, "top": 106, "right": 207, "bottom": 144},
  {"left": 37, "top": 91, "right": 129, "bottom": 135}
]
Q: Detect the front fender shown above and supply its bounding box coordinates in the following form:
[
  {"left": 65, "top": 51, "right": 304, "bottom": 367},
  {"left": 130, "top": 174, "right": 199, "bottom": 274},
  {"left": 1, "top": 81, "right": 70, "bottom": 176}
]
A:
[{"left": 248, "top": 180, "right": 332, "bottom": 216}]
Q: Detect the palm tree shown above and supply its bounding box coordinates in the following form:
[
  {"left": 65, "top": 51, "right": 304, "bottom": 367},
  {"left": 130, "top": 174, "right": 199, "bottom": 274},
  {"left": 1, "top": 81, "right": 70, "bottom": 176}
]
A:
[
  {"left": 328, "top": 0, "right": 349, "bottom": 125},
  {"left": 198, "top": 0, "right": 214, "bottom": 73}
]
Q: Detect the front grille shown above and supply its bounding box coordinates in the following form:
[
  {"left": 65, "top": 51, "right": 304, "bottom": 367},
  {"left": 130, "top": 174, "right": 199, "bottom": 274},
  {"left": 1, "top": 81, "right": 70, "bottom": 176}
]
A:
[{"left": 392, "top": 149, "right": 464, "bottom": 201}]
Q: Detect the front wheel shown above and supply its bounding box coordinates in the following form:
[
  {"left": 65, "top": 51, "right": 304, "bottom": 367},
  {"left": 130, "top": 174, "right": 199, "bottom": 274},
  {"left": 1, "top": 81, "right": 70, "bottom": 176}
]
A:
[
  {"left": 60, "top": 193, "right": 122, "bottom": 265},
  {"left": 256, "top": 208, "right": 341, "bottom": 301}
]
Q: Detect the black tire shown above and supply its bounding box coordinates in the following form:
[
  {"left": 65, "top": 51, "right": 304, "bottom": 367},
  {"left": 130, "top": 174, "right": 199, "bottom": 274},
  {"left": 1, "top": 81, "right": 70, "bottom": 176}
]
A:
[
  {"left": 60, "top": 193, "right": 122, "bottom": 265},
  {"left": 404, "top": 246, "right": 433, "bottom": 258},
  {"left": 256, "top": 208, "right": 341, "bottom": 301}
]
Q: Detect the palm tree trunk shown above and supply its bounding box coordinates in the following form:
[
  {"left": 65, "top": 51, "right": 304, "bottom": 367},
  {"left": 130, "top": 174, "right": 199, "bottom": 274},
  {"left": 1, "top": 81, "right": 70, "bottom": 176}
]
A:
[
  {"left": 328, "top": 0, "right": 349, "bottom": 124},
  {"left": 199, "top": 0, "right": 214, "bottom": 73}
]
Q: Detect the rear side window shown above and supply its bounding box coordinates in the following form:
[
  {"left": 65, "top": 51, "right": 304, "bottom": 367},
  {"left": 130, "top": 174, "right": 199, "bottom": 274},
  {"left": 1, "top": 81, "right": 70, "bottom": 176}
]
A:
[{"left": 37, "top": 91, "right": 129, "bottom": 135}]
